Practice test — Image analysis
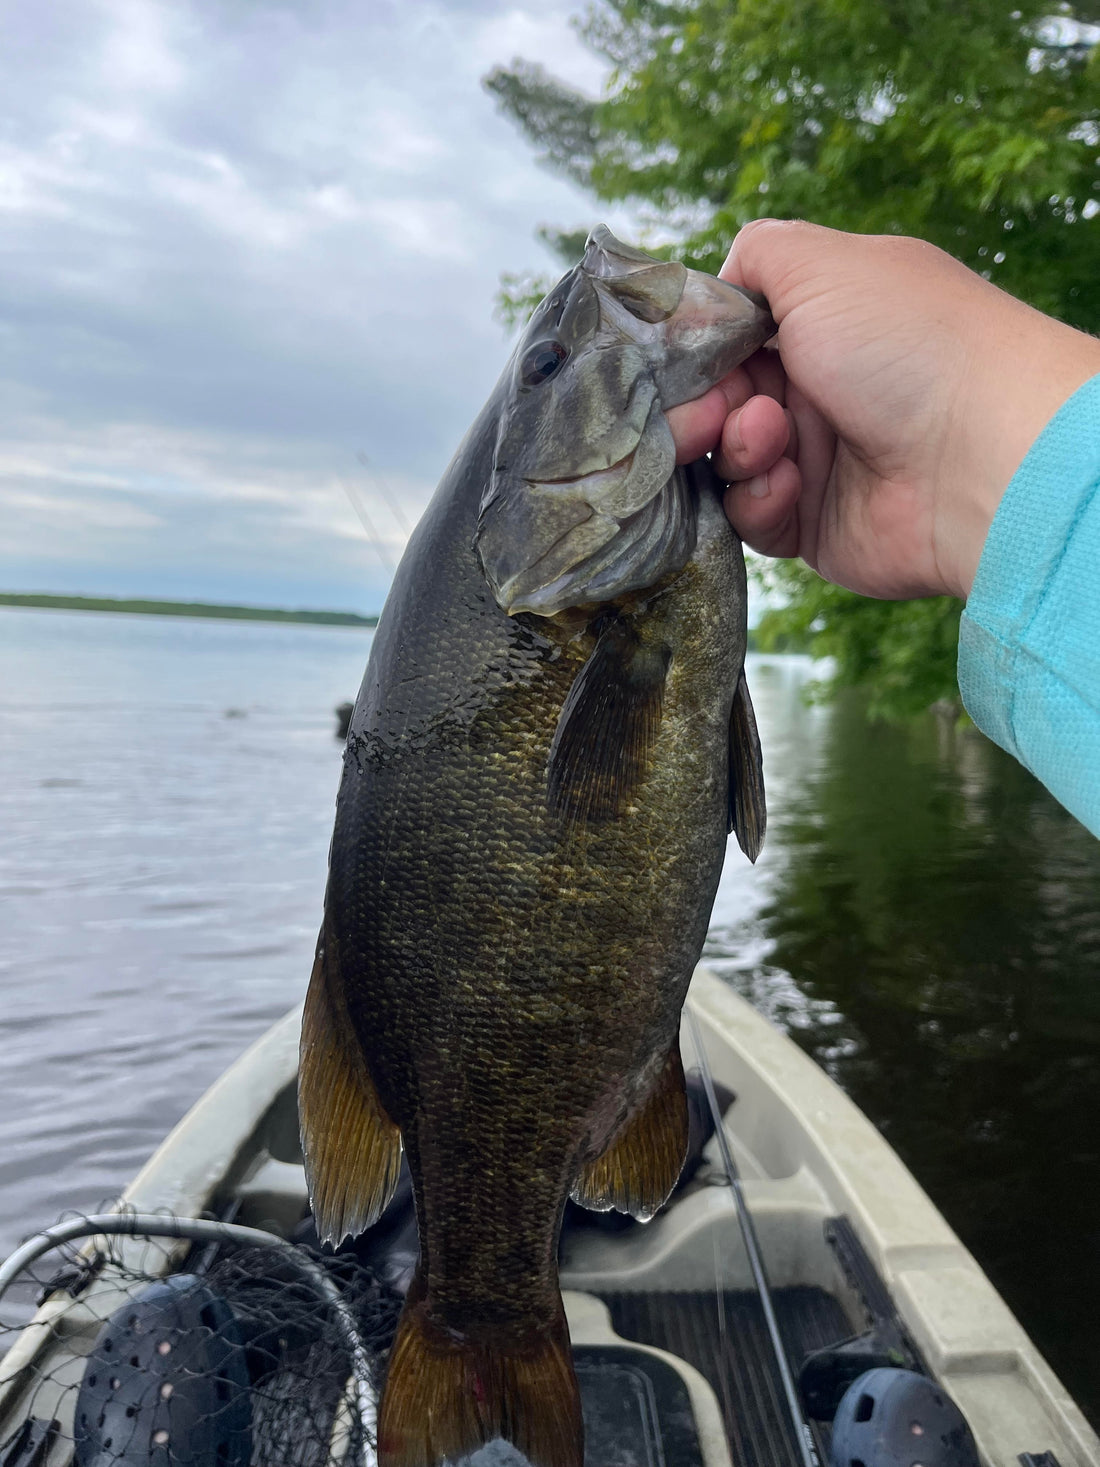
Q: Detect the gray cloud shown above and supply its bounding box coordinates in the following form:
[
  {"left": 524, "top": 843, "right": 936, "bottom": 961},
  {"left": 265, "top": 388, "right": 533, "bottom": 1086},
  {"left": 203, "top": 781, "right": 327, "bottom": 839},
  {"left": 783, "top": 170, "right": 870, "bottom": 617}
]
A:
[{"left": 1, "top": 0, "right": 628, "bottom": 611}]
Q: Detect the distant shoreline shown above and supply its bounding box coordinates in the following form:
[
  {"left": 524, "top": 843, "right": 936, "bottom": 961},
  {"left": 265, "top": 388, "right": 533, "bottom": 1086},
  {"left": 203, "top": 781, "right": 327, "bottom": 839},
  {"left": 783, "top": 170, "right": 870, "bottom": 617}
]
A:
[
  {"left": 0, "top": 593, "right": 379, "bottom": 628},
  {"left": 0, "top": 593, "right": 790, "bottom": 650}
]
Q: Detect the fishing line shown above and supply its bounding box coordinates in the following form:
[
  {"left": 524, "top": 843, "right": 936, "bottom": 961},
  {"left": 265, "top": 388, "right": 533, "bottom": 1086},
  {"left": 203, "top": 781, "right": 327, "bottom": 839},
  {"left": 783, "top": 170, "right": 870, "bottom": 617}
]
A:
[
  {"left": 340, "top": 476, "right": 398, "bottom": 575},
  {"left": 686, "top": 1007, "right": 822, "bottom": 1467},
  {"left": 356, "top": 451, "right": 415, "bottom": 539}
]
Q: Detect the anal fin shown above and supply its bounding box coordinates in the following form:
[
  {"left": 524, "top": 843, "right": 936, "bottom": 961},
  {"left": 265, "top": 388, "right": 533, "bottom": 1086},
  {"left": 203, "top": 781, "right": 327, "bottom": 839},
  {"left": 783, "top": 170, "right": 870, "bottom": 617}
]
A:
[
  {"left": 572, "top": 1043, "right": 689, "bottom": 1221},
  {"left": 299, "top": 936, "right": 402, "bottom": 1246},
  {"left": 729, "top": 667, "right": 767, "bottom": 862},
  {"left": 378, "top": 1285, "right": 582, "bottom": 1467}
]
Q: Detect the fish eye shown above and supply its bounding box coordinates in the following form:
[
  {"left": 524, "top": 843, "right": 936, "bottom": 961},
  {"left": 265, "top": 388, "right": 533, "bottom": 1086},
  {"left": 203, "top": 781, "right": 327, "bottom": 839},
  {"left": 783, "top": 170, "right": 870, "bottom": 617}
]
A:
[{"left": 520, "top": 340, "right": 568, "bottom": 387}]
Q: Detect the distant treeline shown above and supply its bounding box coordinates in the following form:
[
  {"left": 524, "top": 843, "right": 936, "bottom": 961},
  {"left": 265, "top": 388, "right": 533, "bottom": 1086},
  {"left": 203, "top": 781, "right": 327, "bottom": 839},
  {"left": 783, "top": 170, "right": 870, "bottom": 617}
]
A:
[
  {"left": 745, "top": 625, "right": 810, "bottom": 655},
  {"left": 2, "top": 592, "right": 812, "bottom": 648},
  {"left": 0, "top": 593, "right": 378, "bottom": 627}
]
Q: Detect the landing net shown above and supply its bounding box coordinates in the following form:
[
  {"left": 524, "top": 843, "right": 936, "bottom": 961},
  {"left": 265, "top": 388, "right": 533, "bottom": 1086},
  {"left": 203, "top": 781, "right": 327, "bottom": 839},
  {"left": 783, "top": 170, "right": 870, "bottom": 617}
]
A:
[{"left": 0, "top": 1213, "right": 403, "bottom": 1467}]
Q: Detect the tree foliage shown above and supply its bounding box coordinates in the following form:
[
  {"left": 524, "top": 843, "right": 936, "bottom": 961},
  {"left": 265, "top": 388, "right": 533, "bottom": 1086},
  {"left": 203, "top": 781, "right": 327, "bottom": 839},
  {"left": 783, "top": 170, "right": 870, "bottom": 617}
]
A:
[
  {"left": 485, "top": 0, "right": 1099, "bottom": 716},
  {"left": 752, "top": 562, "right": 965, "bottom": 718}
]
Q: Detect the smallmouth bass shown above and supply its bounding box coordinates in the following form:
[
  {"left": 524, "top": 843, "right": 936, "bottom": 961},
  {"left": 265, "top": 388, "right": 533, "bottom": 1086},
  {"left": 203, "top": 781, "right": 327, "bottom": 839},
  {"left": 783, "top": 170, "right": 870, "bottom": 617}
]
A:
[{"left": 300, "top": 227, "right": 773, "bottom": 1467}]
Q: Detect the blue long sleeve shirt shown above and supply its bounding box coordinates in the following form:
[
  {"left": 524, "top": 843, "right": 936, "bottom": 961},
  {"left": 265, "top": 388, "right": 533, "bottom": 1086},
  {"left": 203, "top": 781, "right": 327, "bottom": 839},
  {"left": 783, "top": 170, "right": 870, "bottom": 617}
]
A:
[{"left": 958, "top": 373, "right": 1100, "bottom": 837}]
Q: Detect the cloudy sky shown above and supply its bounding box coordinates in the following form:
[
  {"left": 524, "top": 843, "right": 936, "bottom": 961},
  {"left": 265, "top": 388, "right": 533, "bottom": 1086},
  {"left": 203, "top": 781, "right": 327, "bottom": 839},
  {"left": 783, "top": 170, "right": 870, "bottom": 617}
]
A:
[{"left": 2, "top": 0, "right": 635, "bottom": 614}]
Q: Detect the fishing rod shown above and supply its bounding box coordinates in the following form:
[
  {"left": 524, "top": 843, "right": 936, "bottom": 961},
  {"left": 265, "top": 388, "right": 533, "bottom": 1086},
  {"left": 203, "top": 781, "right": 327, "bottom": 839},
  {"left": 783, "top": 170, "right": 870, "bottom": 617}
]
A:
[{"left": 686, "top": 1007, "right": 823, "bottom": 1467}]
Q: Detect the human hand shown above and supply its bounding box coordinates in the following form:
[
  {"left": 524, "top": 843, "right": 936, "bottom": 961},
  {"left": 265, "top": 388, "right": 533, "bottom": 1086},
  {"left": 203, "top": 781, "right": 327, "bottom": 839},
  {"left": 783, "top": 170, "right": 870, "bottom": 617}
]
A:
[{"left": 667, "top": 220, "right": 1100, "bottom": 600}]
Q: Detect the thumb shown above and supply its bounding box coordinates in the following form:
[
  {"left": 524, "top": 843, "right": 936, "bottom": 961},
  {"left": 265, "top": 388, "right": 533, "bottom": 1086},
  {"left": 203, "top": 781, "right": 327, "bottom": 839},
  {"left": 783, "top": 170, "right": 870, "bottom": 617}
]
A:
[{"left": 720, "top": 219, "right": 860, "bottom": 324}]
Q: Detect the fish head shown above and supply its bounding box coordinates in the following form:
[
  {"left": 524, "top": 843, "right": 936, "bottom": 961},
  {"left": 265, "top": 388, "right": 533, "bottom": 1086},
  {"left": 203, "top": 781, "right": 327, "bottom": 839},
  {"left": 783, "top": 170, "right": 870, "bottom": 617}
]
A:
[{"left": 475, "top": 224, "right": 775, "bottom": 617}]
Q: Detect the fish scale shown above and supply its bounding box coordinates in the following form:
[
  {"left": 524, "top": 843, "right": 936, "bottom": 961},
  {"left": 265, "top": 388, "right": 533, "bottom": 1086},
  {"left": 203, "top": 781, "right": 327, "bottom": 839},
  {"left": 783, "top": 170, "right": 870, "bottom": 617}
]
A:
[{"left": 299, "top": 227, "right": 773, "bottom": 1467}]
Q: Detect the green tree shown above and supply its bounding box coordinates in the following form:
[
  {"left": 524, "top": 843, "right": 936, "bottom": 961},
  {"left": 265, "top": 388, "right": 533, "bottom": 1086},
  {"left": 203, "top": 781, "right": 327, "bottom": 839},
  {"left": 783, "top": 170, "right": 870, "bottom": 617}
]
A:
[{"left": 486, "top": 0, "right": 1099, "bottom": 717}]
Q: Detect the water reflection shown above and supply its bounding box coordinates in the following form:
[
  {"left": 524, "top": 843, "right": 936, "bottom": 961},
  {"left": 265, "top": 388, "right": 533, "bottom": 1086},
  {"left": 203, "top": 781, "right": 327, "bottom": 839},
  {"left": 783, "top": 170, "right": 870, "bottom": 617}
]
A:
[
  {"left": 709, "top": 656, "right": 1100, "bottom": 1426},
  {"left": 0, "top": 608, "right": 374, "bottom": 1267},
  {"left": 1, "top": 618, "right": 1096, "bottom": 1424}
]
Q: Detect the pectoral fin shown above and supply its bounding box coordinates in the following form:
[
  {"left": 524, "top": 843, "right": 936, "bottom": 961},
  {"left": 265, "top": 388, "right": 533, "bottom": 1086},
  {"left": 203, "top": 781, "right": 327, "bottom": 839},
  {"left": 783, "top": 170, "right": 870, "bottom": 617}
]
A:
[
  {"left": 729, "top": 668, "right": 766, "bottom": 862},
  {"left": 299, "top": 935, "right": 402, "bottom": 1246},
  {"left": 571, "top": 1043, "right": 689, "bottom": 1221},
  {"left": 547, "top": 616, "right": 670, "bottom": 825}
]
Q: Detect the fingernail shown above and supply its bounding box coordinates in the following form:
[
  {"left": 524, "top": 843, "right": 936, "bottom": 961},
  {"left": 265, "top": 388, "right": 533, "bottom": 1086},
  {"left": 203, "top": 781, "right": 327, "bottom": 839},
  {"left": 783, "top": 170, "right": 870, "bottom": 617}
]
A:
[{"left": 747, "top": 472, "right": 770, "bottom": 499}]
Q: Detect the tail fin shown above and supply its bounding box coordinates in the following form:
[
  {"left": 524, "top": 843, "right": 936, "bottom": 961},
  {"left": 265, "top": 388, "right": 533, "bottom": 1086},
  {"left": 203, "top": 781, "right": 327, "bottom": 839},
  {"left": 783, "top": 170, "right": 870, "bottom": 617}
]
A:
[{"left": 377, "top": 1293, "right": 582, "bottom": 1467}]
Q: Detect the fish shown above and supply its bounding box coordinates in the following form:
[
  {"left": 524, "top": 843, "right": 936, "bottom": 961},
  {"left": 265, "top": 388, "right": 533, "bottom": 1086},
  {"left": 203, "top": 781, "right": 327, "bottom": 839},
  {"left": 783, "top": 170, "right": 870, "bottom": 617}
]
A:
[{"left": 299, "top": 226, "right": 773, "bottom": 1467}]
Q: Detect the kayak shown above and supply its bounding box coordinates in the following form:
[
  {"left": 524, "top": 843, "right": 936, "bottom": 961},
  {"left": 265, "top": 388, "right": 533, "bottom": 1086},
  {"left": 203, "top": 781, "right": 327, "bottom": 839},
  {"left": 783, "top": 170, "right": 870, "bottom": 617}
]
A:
[{"left": 0, "top": 966, "right": 1096, "bottom": 1467}]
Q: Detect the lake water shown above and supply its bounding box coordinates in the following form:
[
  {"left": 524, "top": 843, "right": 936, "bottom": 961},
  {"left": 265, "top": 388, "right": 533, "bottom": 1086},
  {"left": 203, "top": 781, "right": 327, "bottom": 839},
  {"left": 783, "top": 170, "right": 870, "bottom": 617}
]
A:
[{"left": 1, "top": 607, "right": 1097, "bottom": 1424}]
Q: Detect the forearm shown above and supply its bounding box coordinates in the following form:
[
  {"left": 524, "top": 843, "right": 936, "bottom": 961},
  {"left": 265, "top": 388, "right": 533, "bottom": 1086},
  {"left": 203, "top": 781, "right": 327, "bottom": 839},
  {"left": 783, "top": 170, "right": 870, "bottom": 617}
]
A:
[
  {"left": 940, "top": 292, "right": 1100, "bottom": 600},
  {"left": 959, "top": 374, "right": 1100, "bottom": 836}
]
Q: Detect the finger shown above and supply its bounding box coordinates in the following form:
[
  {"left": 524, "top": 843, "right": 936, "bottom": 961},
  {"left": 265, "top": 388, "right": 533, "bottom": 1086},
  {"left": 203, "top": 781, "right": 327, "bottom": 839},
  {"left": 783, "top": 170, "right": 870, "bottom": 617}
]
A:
[
  {"left": 723, "top": 456, "right": 803, "bottom": 559},
  {"left": 718, "top": 219, "right": 783, "bottom": 293},
  {"left": 785, "top": 383, "right": 834, "bottom": 501},
  {"left": 720, "top": 218, "right": 848, "bottom": 316},
  {"left": 740, "top": 344, "right": 788, "bottom": 408},
  {"left": 779, "top": 384, "right": 835, "bottom": 567},
  {"left": 668, "top": 365, "right": 754, "bottom": 464},
  {"left": 713, "top": 394, "right": 789, "bottom": 482},
  {"left": 784, "top": 407, "right": 800, "bottom": 465}
]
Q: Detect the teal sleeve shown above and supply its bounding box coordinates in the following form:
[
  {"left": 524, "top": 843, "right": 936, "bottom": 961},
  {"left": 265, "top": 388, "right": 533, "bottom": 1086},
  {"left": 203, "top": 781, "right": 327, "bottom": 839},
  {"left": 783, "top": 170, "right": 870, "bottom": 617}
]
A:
[{"left": 958, "top": 373, "right": 1100, "bottom": 836}]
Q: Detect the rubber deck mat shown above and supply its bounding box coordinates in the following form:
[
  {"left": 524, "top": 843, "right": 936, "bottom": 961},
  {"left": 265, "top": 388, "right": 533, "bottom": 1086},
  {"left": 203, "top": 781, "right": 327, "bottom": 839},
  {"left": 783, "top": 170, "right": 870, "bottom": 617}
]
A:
[{"left": 599, "top": 1288, "right": 851, "bottom": 1467}]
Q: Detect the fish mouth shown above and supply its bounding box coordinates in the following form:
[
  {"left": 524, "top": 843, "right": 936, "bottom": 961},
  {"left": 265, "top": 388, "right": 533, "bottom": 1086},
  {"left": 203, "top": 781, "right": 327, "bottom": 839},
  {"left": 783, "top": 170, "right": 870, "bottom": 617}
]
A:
[
  {"left": 494, "top": 513, "right": 600, "bottom": 613},
  {"left": 499, "top": 450, "right": 640, "bottom": 612},
  {"left": 487, "top": 469, "right": 696, "bottom": 618},
  {"left": 478, "top": 393, "right": 682, "bottom": 617},
  {"left": 527, "top": 447, "right": 637, "bottom": 493}
]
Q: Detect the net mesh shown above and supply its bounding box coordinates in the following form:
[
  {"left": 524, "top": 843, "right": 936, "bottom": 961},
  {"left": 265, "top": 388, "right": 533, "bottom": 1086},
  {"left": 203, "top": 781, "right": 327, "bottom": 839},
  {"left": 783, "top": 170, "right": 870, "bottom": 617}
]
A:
[{"left": 0, "top": 1217, "right": 403, "bottom": 1467}]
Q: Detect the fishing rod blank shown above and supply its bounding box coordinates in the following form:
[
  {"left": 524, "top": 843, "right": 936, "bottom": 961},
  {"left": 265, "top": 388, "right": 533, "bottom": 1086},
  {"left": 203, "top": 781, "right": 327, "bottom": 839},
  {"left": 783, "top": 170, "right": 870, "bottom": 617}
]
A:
[{"left": 687, "top": 1007, "right": 823, "bottom": 1467}]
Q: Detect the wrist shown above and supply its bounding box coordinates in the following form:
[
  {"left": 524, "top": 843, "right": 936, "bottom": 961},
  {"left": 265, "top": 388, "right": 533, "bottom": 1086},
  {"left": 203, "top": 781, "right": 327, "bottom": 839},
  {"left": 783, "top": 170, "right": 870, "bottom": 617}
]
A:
[{"left": 940, "top": 303, "right": 1100, "bottom": 600}]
